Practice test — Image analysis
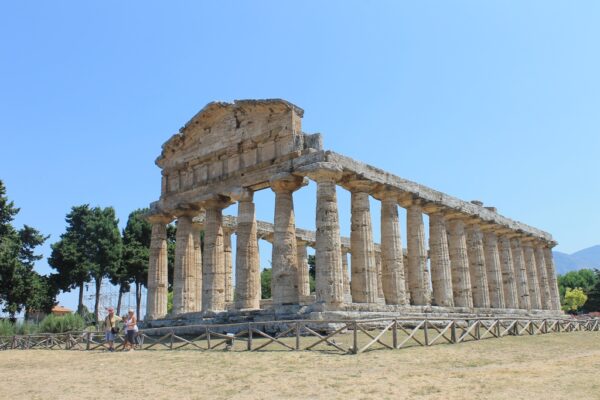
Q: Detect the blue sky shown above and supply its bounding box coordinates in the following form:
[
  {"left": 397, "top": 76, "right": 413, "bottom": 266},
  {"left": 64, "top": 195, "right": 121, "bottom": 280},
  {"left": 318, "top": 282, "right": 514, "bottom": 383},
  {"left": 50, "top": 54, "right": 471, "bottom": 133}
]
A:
[{"left": 1, "top": 1, "right": 599, "bottom": 310}]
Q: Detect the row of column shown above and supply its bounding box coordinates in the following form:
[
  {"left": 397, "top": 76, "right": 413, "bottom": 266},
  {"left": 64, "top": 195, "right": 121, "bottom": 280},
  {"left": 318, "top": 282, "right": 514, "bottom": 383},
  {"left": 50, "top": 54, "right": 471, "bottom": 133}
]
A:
[{"left": 146, "top": 168, "right": 561, "bottom": 319}]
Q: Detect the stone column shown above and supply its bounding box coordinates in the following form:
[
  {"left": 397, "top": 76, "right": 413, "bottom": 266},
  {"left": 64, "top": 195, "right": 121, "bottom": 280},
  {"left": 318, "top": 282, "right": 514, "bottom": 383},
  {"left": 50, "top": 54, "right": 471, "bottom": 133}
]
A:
[
  {"left": 146, "top": 217, "right": 170, "bottom": 320},
  {"left": 379, "top": 193, "right": 408, "bottom": 305},
  {"left": 447, "top": 217, "right": 473, "bottom": 308},
  {"left": 428, "top": 211, "right": 454, "bottom": 307},
  {"left": 375, "top": 252, "right": 384, "bottom": 300},
  {"left": 298, "top": 163, "right": 345, "bottom": 306},
  {"left": 173, "top": 214, "right": 197, "bottom": 314},
  {"left": 466, "top": 222, "right": 490, "bottom": 308},
  {"left": 483, "top": 229, "right": 505, "bottom": 309},
  {"left": 405, "top": 201, "right": 431, "bottom": 305},
  {"left": 270, "top": 174, "right": 306, "bottom": 306},
  {"left": 348, "top": 180, "right": 379, "bottom": 304},
  {"left": 510, "top": 237, "right": 531, "bottom": 310},
  {"left": 341, "top": 248, "right": 352, "bottom": 301},
  {"left": 235, "top": 190, "right": 260, "bottom": 310},
  {"left": 223, "top": 228, "right": 234, "bottom": 304},
  {"left": 296, "top": 240, "right": 310, "bottom": 297},
  {"left": 534, "top": 243, "right": 553, "bottom": 310},
  {"left": 522, "top": 240, "right": 541, "bottom": 310},
  {"left": 543, "top": 244, "right": 561, "bottom": 310},
  {"left": 202, "top": 199, "right": 228, "bottom": 312},
  {"left": 498, "top": 235, "right": 518, "bottom": 309},
  {"left": 192, "top": 221, "right": 203, "bottom": 312}
]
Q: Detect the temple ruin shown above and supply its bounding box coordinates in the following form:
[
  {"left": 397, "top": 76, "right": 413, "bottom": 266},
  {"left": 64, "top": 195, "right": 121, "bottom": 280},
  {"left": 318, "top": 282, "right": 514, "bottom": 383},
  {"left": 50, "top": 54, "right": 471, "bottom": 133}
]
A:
[{"left": 145, "top": 99, "right": 562, "bottom": 323}]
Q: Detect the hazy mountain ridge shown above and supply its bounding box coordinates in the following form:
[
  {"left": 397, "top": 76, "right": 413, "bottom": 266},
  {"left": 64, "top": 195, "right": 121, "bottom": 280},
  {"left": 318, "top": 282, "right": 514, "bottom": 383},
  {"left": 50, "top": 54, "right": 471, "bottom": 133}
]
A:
[{"left": 553, "top": 245, "right": 600, "bottom": 275}]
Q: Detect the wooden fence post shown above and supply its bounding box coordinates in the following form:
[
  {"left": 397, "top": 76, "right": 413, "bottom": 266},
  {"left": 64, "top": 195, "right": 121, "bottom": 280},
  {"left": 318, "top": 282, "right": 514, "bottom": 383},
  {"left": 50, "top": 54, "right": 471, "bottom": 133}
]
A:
[
  {"left": 247, "top": 323, "right": 252, "bottom": 351},
  {"left": 424, "top": 319, "right": 429, "bottom": 346},
  {"left": 352, "top": 321, "right": 358, "bottom": 354},
  {"left": 392, "top": 320, "right": 398, "bottom": 349},
  {"left": 295, "top": 322, "right": 301, "bottom": 351}
]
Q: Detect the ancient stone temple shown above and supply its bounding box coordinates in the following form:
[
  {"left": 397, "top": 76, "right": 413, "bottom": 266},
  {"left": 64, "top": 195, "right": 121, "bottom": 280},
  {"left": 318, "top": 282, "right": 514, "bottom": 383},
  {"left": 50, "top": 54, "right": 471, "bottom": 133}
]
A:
[{"left": 145, "top": 99, "right": 562, "bottom": 322}]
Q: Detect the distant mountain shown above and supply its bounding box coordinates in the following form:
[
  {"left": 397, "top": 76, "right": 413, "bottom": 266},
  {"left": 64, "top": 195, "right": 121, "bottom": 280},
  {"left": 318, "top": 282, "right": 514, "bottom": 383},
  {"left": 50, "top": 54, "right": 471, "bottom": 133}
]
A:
[{"left": 553, "top": 245, "right": 600, "bottom": 275}]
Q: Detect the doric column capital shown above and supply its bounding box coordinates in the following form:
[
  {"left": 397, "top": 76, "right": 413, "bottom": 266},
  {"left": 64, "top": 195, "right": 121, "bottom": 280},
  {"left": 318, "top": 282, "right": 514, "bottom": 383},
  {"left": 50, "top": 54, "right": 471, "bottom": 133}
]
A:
[
  {"left": 270, "top": 173, "right": 308, "bottom": 193},
  {"left": 295, "top": 162, "right": 343, "bottom": 183},
  {"left": 147, "top": 213, "right": 174, "bottom": 225},
  {"left": 203, "top": 194, "right": 233, "bottom": 210},
  {"left": 346, "top": 179, "right": 376, "bottom": 194}
]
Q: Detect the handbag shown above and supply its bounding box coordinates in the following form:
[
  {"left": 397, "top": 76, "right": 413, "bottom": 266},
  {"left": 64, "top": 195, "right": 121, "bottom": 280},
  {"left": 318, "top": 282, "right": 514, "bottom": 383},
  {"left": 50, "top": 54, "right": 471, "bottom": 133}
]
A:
[{"left": 109, "top": 317, "right": 119, "bottom": 334}]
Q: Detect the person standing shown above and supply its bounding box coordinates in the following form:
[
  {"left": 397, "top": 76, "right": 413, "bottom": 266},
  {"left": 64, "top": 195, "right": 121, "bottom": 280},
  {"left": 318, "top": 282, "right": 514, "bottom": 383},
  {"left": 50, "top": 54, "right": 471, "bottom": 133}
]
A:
[
  {"left": 124, "top": 309, "right": 138, "bottom": 351},
  {"left": 104, "top": 307, "right": 121, "bottom": 352}
]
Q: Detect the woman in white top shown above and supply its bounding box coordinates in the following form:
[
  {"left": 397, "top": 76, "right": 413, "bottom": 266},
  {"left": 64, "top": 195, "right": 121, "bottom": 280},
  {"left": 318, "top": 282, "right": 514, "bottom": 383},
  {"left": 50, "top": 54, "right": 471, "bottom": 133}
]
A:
[{"left": 124, "top": 309, "right": 138, "bottom": 351}]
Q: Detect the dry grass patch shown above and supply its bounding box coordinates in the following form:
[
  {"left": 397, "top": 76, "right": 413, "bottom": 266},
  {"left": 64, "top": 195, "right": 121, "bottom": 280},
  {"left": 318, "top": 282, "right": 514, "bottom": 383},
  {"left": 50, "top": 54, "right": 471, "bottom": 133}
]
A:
[{"left": 0, "top": 331, "right": 598, "bottom": 400}]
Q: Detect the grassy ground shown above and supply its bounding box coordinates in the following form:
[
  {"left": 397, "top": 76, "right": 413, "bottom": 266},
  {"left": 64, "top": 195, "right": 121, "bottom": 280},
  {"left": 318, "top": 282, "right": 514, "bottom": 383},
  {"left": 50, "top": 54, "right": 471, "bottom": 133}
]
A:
[{"left": 1, "top": 331, "right": 599, "bottom": 400}]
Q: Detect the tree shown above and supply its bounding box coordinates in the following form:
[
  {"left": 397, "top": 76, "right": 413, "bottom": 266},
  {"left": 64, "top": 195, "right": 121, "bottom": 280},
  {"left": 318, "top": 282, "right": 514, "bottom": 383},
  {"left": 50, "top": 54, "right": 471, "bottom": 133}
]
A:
[
  {"left": 0, "top": 180, "right": 55, "bottom": 320},
  {"left": 121, "top": 209, "right": 152, "bottom": 320},
  {"left": 261, "top": 268, "right": 272, "bottom": 299},
  {"left": 563, "top": 287, "right": 588, "bottom": 313},
  {"left": 48, "top": 205, "right": 122, "bottom": 321},
  {"left": 585, "top": 269, "right": 600, "bottom": 312}
]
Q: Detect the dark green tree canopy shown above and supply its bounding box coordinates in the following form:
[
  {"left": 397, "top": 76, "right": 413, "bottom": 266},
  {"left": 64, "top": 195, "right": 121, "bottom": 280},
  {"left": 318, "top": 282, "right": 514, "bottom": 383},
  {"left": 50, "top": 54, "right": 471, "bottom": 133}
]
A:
[{"left": 0, "top": 180, "right": 55, "bottom": 319}]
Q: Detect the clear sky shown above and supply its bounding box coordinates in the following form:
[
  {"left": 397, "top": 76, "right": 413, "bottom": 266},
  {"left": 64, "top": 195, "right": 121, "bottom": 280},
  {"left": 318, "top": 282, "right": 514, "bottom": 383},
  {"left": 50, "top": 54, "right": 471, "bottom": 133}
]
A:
[{"left": 1, "top": 1, "right": 599, "bottom": 310}]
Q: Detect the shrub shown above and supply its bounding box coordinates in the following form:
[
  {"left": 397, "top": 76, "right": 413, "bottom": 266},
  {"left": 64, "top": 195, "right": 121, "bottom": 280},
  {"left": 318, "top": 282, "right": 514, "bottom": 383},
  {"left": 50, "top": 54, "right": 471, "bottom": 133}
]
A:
[
  {"left": 0, "top": 320, "right": 15, "bottom": 336},
  {"left": 39, "top": 313, "right": 85, "bottom": 333}
]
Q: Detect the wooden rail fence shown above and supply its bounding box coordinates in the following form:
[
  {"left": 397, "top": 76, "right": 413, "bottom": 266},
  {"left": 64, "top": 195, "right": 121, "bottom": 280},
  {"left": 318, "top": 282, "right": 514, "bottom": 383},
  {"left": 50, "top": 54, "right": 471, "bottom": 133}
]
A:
[{"left": 1, "top": 317, "right": 597, "bottom": 355}]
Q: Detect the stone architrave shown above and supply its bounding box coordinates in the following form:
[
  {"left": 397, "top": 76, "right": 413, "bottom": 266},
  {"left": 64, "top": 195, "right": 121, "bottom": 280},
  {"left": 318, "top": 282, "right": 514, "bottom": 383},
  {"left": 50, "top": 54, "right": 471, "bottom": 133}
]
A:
[
  {"left": 173, "top": 214, "right": 197, "bottom": 314},
  {"left": 498, "top": 235, "right": 519, "bottom": 309},
  {"left": 522, "top": 240, "right": 541, "bottom": 310},
  {"left": 192, "top": 222, "right": 203, "bottom": 311},
  {"left": 146, "top": 217, "right": 170, "bottom": 320},
  {"left": 203, "top": 200, "right": 227, "bottom": 312},
  {"left": 223, "top": 228, "right": 234, "bottom": 304},
  {"left": 483, "top": 229, "right": 505, "bottom": 309},
  {"left": 447, "top": 218, "right": 473, "bottom": 308},
  {"left": 543, "top": 245, "right": 561, "bottom": 310},
  {"left": 349, "top": 180, "right": 379, "bottom": 304},
  {"left": 406, "top": 202, "right": 431, "bottom": 305},
  {"left": 270, "top": 173, "right": 306, "bottom": 306},
  {"left": 297, "top": 163, "right": 345, "bottom": 306},
  {"left": 466, "top": 223, "right": 490, "bottom": 308},
  {"left": 510, "top": 237, "right": 531, "bottom": 310},
  {"left": 235, "top": 190, "right": 261, "bottom": 310},
  {"left": 296, "top": 240, "right": 310, "bottom": 297},
  {"left": 379, "top": 194, "right": 408, "bottom": 305},
  {"left": 428, "top": 211, "right": 454, "bottom": 307},
  {"left": 534, "top": 244, "right": 552, "bottom": 310}
]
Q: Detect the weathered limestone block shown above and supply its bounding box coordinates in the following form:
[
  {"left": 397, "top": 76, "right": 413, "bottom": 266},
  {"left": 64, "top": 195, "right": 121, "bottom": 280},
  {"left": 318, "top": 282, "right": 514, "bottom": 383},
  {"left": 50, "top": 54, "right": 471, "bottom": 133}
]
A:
[
  {"left": 522, "top": 241, "right": 541, "bottom": 310},
  {"left": 173, "top": 215, "right": 197, "bottom": 314},
  {"left": 483, "top": 230, "right": 505, "bottom": 309},
  {"left": 534, "top": 244, "right": 553, "bottom": 310},
  {"left": 271, "top": 174, "right": 306, "bottom": 306},
  {"left": 223, "top": 228, "right": 234, "bottom": 304},
  {"left": 192, "top": 222, "right": 203, "bottom": 311},
  {"left": 379, "top": 195, "right": 408, "bottom": 305},
  {"left": 543, "top": 246, "right": 561, "bottom": 311},
  {"left": 304, "top": 164, "right": 345, "bottom": 306},
  {"left": 297, "top": 240, "right": 310, "bottom": 297},
  {"left": 510, "top": 237, "right": 531, "bottom": 310},
  {"left": 447, "top": 218, "right": 473, "bottom": 308},
  {"left": 203, "top": 201, "right": 227, "bottom": 312},
  {"left": 406, "top": 202, "right": 431, "bottom": 305},
  {"left": 341, "top": 249, "right": 352, "bottom": 301},
  {"left": 428, "top": 212, "right": 454, "bottom": 307},
  {"left": 147, "top": 219, "right": 170, "bottom": 319},
  {"left": 235, "top": 191, "right": 261, "bottom": 310},
  {"left": 347, "top": 180, "right": 379, "bottom": 303},
  {"left": 466, "top": 223, "right": 490, "bottom": 308},
  {"left": 498, "top": 235, "right": 519, "bottom": 309}
]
